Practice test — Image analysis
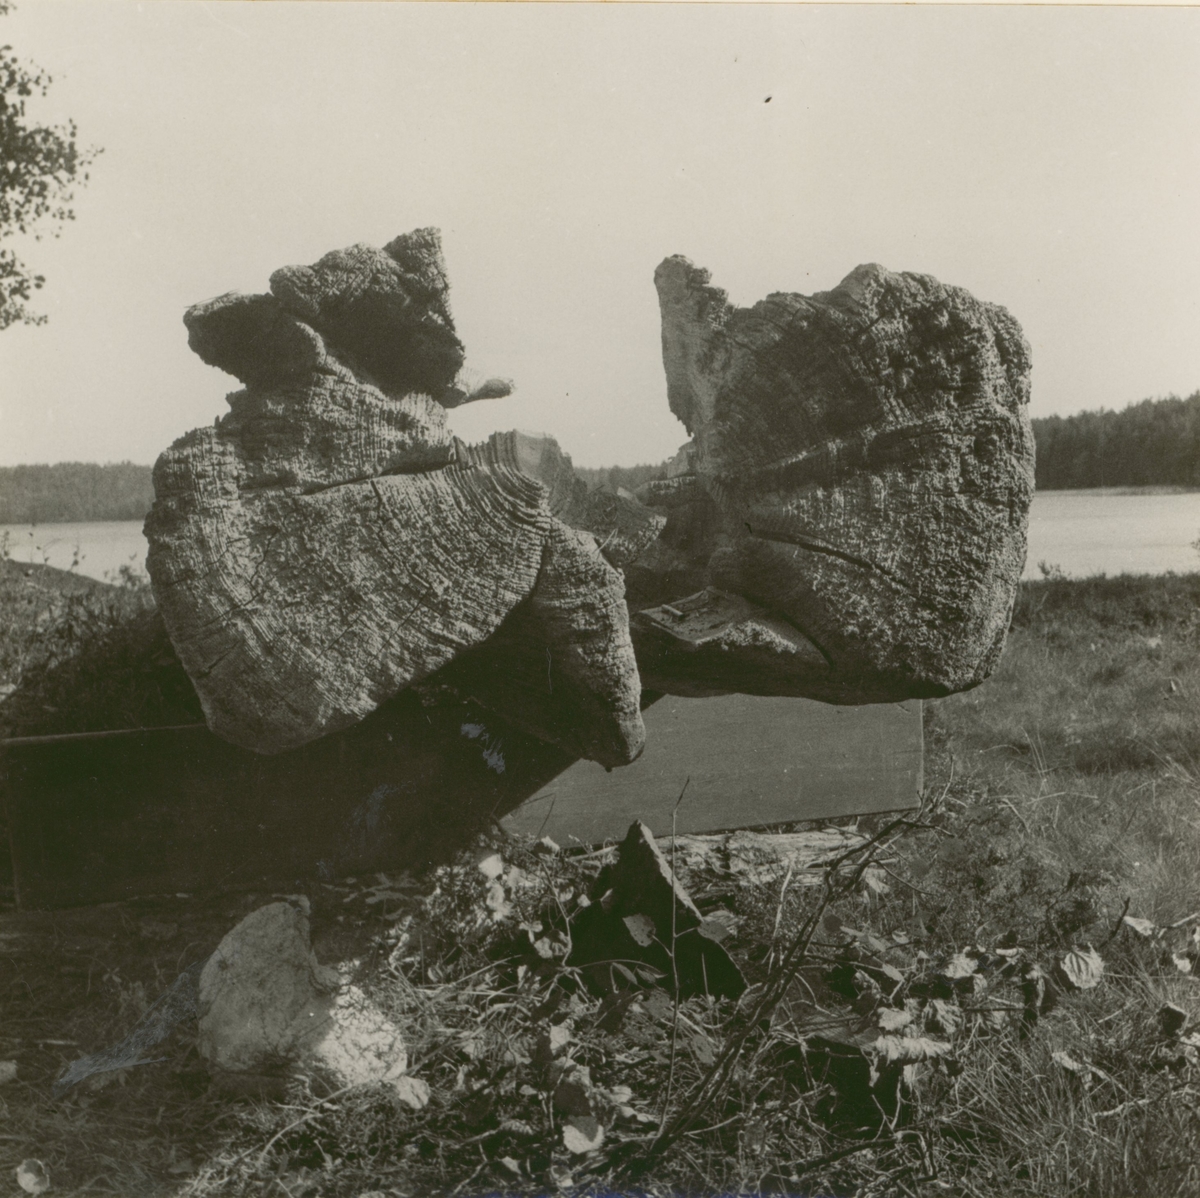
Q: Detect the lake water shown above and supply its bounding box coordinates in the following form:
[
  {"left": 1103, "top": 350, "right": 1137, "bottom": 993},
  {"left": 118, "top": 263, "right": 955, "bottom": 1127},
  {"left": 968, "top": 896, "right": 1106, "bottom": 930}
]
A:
[
  {"left": 1, "top": 520, "right": 150, "bottom": 583},
  {"left": 5, "top": 488, "right": 1200, "bottom": 584},
  {"left": 1025, "top": 489, "right": 1200, "bottom": 579}
]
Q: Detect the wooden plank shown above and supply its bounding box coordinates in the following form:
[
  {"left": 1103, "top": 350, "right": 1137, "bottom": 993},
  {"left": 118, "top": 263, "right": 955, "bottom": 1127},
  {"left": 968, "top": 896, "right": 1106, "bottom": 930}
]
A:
[
  {"left": 1, "top": 687, "right": 921, "bottom": 909},
  {"left": 502, "top": 696, "right": 922, "bottom": 845},
  {"left": 1, "top": 689, "right": 575, "bottom": 910}
]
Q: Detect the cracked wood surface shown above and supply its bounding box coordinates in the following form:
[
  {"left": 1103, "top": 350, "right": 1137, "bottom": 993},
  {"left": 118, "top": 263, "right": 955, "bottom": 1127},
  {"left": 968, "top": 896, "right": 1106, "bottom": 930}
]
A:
[
  {"left": 634, "top": 256, "right": 1035, "bottom": 703},
  {"left": 146, "top": 230, "right": 651, "bottom": 765},
  {"left": 145, "top": 230, "right": 1033, "bottom": 765}
]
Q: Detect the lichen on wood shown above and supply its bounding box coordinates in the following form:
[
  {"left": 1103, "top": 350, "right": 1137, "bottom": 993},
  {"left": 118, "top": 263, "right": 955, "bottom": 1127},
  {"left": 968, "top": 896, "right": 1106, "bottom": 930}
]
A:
[
  {"left": 634, "top": 256, "right": 1035, "bottom": 704},
  {"left": 144, "top": 230, "right": 1033, "bottom": 766}
]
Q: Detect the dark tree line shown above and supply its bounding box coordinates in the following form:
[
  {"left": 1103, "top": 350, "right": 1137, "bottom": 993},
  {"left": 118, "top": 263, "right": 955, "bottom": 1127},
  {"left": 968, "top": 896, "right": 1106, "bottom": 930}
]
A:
[
  {"left": 573, "top": 462, "right": 668, "bottom": 494},
  {"left": 1032, "top": 392, "right": 1200, "bottom": 490},
  {"left": 583, "top": 392, "right": 1200, "bottom": 496},
  {"left": 5, "top": 394, "right": 1200, "bottom": 524},
  {"left": 0, "top": 462, "right": 153, "bottom": 523}
]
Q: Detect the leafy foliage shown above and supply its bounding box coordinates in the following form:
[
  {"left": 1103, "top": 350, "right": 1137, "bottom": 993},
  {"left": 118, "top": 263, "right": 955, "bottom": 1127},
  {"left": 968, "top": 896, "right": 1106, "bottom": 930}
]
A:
[{"left": 0, "top": 0, "right": 97, "bottom": 329}]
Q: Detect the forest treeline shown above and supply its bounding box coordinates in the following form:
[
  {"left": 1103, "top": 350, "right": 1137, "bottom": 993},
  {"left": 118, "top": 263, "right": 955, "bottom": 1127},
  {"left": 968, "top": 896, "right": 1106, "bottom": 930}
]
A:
[
  {"left": 1032, "top": 392, "right": 1200, "bottom": 489},
  {"left": 0, "top": 462, "right": 155, "bottom": 523},
  {"left": 4, "top": 393, "right": 1200, "bottom": 521},
  {"left": 581, "top": 392, "right": 1200, "bottom": 495},
  {"left": 572, "top": 462, "right": 669, "bottom": 494}
]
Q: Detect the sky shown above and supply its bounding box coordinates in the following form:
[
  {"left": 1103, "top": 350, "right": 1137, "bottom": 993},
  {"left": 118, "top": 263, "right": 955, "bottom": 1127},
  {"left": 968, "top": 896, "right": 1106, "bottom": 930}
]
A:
[{"left": 2, "top": 2, "right": 1199, "bottom": 470}]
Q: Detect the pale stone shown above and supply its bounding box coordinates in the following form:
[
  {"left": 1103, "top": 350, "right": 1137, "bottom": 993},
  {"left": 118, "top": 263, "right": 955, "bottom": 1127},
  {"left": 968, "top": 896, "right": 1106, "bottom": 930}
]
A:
[{"left": 197, "top": 901, "right": 336, "bottom": 1074}]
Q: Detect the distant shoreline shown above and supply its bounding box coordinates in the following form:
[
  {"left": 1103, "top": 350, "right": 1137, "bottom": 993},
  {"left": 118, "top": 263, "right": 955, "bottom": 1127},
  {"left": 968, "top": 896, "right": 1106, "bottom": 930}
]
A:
[
  {"left": 3, "top": 482, "right": 1200, "bottom": 524},
  {"left": 1035, "top": 485, "right": 1200, "bottom": 497}
]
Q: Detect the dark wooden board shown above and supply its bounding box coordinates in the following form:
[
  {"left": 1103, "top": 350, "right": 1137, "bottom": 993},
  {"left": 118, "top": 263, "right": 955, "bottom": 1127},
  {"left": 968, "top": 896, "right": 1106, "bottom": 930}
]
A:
[
  {"left": 502, "top": 696, "right": 923, "bottom": 845},
  {"left": 1, "top": 690, "right": 922, "bottom": 909},
  {"left": 1, "top": 689, "right": 575, "bottom": 910}
]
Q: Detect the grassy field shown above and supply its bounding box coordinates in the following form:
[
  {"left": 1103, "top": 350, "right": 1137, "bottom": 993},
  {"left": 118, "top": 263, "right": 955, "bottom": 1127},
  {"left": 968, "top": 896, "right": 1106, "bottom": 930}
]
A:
[{"left": 0, "top": 570, "right": 1198, "bottom": 1196}]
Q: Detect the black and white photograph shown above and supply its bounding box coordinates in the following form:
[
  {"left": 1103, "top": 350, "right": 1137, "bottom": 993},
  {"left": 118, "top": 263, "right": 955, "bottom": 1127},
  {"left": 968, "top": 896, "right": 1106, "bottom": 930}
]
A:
[{"left": 1, "top": 1, "right": 1199, "bottom": 1194}]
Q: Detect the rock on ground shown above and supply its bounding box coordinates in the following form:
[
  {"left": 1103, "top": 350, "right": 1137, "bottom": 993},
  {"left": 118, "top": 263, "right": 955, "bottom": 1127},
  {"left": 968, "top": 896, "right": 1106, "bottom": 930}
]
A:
[{"left": 196, "top": 900, "right": 423, "bottom": 1102}]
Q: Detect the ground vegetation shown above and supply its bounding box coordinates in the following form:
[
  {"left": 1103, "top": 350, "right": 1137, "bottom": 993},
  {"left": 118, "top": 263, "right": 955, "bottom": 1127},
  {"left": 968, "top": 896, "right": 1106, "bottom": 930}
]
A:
[{"left": 0, "top": 569, "right": 1197, "bottom": 1196}]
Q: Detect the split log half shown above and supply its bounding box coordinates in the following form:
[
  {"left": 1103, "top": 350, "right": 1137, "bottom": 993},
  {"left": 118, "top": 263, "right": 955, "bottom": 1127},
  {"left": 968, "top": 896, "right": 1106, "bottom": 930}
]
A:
[{"left": 630, "top": 257, "right": 1035, "bottom": 703}]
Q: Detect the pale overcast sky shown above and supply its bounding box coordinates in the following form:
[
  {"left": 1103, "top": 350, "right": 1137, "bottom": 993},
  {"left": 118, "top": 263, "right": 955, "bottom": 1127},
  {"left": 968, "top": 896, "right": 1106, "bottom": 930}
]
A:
[{"left": 2, "top": 2, "right": 1199, "bottom": 468}]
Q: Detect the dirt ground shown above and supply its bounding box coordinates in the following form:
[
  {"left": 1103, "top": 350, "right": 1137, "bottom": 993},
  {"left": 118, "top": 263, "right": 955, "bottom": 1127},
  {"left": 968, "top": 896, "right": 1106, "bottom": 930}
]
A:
[{"left": 0, "top": 880, "right": 400, "bottom": 1195}]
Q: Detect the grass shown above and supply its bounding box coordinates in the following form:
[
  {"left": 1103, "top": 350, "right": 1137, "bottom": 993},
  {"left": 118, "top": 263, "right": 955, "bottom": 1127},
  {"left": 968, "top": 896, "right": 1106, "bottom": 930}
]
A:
[
  {"left": 0, "top": 555, "right": 198, "bottom": 740},
  {"left": 1, "top": 569, "right": 1199, "bottom": 1195}
]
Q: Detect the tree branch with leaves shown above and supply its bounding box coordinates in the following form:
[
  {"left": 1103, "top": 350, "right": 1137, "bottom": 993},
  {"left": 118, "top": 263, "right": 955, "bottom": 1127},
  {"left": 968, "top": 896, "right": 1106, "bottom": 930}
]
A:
[{"left": 0, "top": 0, "right": 97, "bottom": 330}]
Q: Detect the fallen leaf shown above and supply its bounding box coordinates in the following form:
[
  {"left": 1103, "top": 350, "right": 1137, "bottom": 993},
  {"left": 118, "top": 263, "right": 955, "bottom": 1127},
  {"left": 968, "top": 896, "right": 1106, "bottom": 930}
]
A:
[
  {"left": 1021, "top": 963, "right": 1058, "bottom": 1026},
  {"left": 623, "top": 913, "right": 656, "bottom": 947},
  {"left": 16, "top": 1161, "right": 50, "bottom": 1195},
  {"left": 877, "top": 1007, "right": 913, "bottom": 1032},
  {"left": 1122, "top": 915, "right": 1157, "bottom": 939},
  {"left": 563, "top": 1115, "right": 605, "bottom": 1154},
  {"left": 485, "top": 880, "right": 512, "bottom": 922},
  {"left": 499, "top": 1157, "right": 522, "bottom": 1176},
  {"left": 862, "top": 869, "right": 890, "bottom": 896},
  {"left": 391, "top": 1075, "right": 430, "bottom": 1109},
  {"left": 642, "top": 990, "right": 673, "bottom": 1022},
  {"left": 1057, "top": 947, "right": 1105, "bottom": 991},
  {"left": 547, "top": 1163, "right": 574, "bottom": 1188},
  {"left": 0, "top": 1061, "right": 17, "bottom": 1084},
  {"left": 532, "top": 937, "right": 562, "bottom": 959},
  {"left": 1172, "top": 953, "right": 1194, "bottom": 975},
  {"left": 871, "top": 1035, "right": 952, "bottom": 1064},
  {"left": 548, "top": 1024, "right": 571, "bottom": 1054},
  {"left": 698, "top": 910, "right": 738, "bottom": 942},
  {"left": 478, "top": 854, "right": 505, "bottom": 880},
  {"left": 687, "top": 1029, "right": 717, "bottom": 1065},
  {"left": 943, "top": 952, "right": 978, "bottom": 980},
  {"left": 929, "top": 999, "right": 963, "bottom": 1036}
]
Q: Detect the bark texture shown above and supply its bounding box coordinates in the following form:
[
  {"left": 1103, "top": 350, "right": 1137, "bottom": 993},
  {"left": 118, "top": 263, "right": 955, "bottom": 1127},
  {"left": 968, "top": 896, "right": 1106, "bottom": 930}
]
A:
[
  {"left": 147, "top": 230, "right": 1032, "bottom": 766},
  {"left": 146, "top": 230, "right": 649, "bottom": 765},
  {"left": 630, "top": 257, "right": 1035, "bottom": 703}
]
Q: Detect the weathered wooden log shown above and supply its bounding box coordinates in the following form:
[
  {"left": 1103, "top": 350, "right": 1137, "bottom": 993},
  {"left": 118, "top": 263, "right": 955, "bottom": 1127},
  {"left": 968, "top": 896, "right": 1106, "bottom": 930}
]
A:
[
  {"left": 145, "top": 231, "right": 1033, "bottom": 766},
  {"left": 630, "top": 258, "right": 1035, "bottom": 704},
  {"left": 146, "top": 231, "right": 654, "bottom": 767}
]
